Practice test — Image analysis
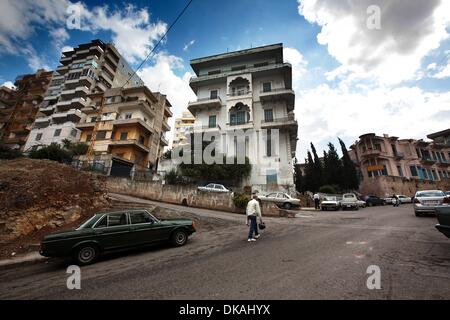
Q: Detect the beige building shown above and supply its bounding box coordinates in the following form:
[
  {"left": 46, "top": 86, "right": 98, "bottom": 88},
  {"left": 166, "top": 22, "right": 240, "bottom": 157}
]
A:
[
  {"left": 172, "top": 111, "right": 195, "bottom": 148},
  {"left": 349, "top": 131, "right": 450, "bottom": 196},
  {"left": 24, "top": 39, "right": 144, "bottom": 151},
  {"left": 75, "top": 86, "right": 172, "bottom": 176}
]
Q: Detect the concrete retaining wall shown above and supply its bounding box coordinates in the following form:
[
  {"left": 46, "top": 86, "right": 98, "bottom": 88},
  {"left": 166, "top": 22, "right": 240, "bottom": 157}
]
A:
[{"left": 106, "top": 177, "right": 283, "bottom": 216}]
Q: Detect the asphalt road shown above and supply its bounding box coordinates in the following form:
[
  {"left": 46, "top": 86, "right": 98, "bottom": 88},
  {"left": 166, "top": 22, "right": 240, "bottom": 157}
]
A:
[{"left": 0, "top": 198, "right": 449, "bottom": 300}]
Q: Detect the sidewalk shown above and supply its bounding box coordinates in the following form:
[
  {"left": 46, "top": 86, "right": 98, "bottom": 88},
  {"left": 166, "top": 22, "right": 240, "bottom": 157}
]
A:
[{"left": 0, "top": 251, "right": 46, "bottom": 270}]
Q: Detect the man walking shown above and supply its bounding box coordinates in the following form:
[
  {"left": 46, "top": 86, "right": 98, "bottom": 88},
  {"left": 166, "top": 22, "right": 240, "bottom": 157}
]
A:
[
  {"left": 246, "top": 192, "right": 262, "bottom": 242},
  {"left": 313, "top": 192, "right": 320, "bottom": 210}
]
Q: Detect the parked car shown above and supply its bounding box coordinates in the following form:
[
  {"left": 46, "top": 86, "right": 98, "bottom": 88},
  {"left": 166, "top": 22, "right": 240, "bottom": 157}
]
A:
[
  {"left": 365, "top": 195, "right": 386, "bottom": 207},
  {"left": 413, "top": 190, "right": 446, "bottom": 217},
  {"left": 397, "top": 195, "right": 412, "bottom": 203},
  {"left": 357, "top": 197, "right": 366, "bottom": 208},
  {"left": 435, "top": 198, "right": 450, "bottom": 238},
  {"left": 40, "top": 209, "right": 196, "bottom": 265},
  {"left": 197, "top": 183, "right": 230, "bottom": 193},
  {"left": 320, "top": 196, "right": 340, "bottom": 211},
  {"left": 258, "top": 192, "right": 301, "bottom": 210},
  {"left": 340, "top": 193, "right": 359, "bottom": 210}
]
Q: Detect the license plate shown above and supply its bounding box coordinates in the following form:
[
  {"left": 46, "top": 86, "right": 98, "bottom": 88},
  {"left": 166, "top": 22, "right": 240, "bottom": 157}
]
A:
[{"left": 424, "top": 201, "right": 439, "bottom": 205}]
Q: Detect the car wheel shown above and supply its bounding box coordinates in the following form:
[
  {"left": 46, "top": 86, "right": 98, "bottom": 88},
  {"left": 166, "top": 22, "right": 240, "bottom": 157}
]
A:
[
  {"left": 171, "top": 229, "right": 188, "bottom": 247},
  {"left": 73, "top": 244, "right": 99, "bottom": 266},
  {"left": 367, "top": 202, "right": 372, "bottom": 207},
  {"left": 283, "top": 203, "right": 292, "bottom": 210},
  {"left": 415, "top": 212, "right": 422, "bottom": 217}
]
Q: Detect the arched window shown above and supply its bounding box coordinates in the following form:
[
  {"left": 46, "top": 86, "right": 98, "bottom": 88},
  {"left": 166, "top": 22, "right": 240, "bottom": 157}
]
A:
[
  {"left": 229, "top": 102, "right": 250, "bottom": 125},
  {"left": 228, "top": 77, "right": 250, "bottom": 96}
]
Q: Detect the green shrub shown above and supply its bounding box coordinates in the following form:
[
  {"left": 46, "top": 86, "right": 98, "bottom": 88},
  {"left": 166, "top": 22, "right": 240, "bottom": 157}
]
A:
[
  {"left": 233, "top": 193, "right": 251, "bottom": 209},
  {"left": 0, "top": 144, "right": 22, "bottom": 159},
  {"left": 29, "top": 143, "right": 72, "bottom": 163}
]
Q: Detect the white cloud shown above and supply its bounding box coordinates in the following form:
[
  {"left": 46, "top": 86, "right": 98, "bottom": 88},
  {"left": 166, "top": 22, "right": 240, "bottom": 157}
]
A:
[
  {"left": 183, "top": 40, "right": 196, "bottom": 51},
  {"left": 298, "top": 0, "right": 450, "bottom": 85},
  {"left": 283, "top": 47, "right": 308, "bottom": 83},
  {"left": 295, "top": 84, "right": 450, "bottom": 160},
  {"left": 137, "top": 52, "right": 196, "bottom": 145},
  {"left": 61, "top": 45, "right": 74, "bottom": 53},
  {"left": 1, "top": 81, "right": 15, "bottom": 89},
  {"left": 430, "top": 58, "right": 450, "bottom": 79}
]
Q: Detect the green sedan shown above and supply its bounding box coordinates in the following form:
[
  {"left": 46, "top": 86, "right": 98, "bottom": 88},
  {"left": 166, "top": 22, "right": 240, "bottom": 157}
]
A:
[{"left": 40, "top": 209, "right": 196, "bottom": 265}]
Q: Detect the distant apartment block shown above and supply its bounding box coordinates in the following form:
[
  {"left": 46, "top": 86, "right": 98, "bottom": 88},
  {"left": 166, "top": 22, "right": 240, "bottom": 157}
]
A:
[
  {"left": 172, "top": 111, "right": 195, "bottom": 148},
  {"left": 1, "top": 69, "right": 53, "bottom": 150},
  {"left": 349, "top": 131, "right": 450, "bottom": 196},
  {"left": 24, "top": 39, "right": 144, "bottom": 151},
  {"left": 187, "top": 43, "right": 298, "bottom": 188},
  {"left": 75, "top": 86, "right": 172, "bottom": 176}
]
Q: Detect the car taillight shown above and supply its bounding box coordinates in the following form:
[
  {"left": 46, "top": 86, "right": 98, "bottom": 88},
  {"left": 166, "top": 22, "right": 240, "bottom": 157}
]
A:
[{"left": 413, "top": 198, "right": 420, "bottom": 204}]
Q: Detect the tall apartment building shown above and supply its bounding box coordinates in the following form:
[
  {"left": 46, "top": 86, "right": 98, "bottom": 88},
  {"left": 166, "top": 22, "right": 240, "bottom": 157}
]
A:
[
  {"left": 0, "top": 86, "right": 17, "bottom": 137},
  {"left": 187, "top": 43, "right": 298, "bottom": 188},
  {"left": 348, "top": 131, "right": 450, "bottom": 196},
  {"left": 172, "top": 111, "right": 195, "bottom": 148},
  {"left": 75, "top": 86, "right": 172, "bottom": 176},
  {"left": 1, "top": 69, "right": 53, "bottom": 150},
  {"left": 24, "top": 39, "right": 144, "bottom": 151}
]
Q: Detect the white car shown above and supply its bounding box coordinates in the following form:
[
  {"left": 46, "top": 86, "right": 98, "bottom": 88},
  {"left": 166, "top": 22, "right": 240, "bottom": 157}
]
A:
[
  {"left": 320, "top": 196, "right": 340, "bottom": 211},
  {"left": 397, "top": 195, "right": 412, "bottom": 203},
  {"left": 340, "top": 193, "right": 359, "bottom": 210},
  {"left": 258, "top": 192, "right": 301, "bottom": 210},
  {"left": 197, "top": 183, "right": 230, "bottom": 193},
  {"left": 413, "top": 190, "right": 446, "bottom": 217}
]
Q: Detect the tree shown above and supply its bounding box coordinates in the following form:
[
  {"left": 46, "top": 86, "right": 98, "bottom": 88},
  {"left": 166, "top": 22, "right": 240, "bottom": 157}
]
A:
[
  {"left": 29, "top": 143, "right": 72, "bottom": 163},
  {"left": 323, "top": 142, "right": 343, "bottom": 189},
  {"left": 310, "top": 142, "right": 323, "bottom": 187},
  {"left": 338, "top": 138, "right": 359, "bottom": 191},
  {"left": 293, "top": 157, "right": 305, "bottom": 193},
  {"left": 303, "top": 150, "right": 320, "bottom": 192}
]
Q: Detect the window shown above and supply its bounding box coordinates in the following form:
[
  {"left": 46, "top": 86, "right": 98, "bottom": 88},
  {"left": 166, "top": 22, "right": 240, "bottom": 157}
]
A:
[
  {"left": 138, "top": 135, "right": 145, "bottom": 144},
  {"left": 85, "top": 134, "right": 92, "bottom": 142},
  {"left": 54, "top": 129, "right": 61, "bottom": 137},
  {"left": 210, "top": 90, "right": 218, "bottom": 99},
  {"left": 208, "top": 70, "right": 221, "bottom": 75},
  {"left": 254, "top": 62, "right": 268, "bottom": 68},
  {"left": 397, "top": 166, "right": 403, "bottom": 177},
  {"left": 106, "top": 97, "right": 114, "bottom": 104},
  {"left": 90, "top": 116, "right": 97, "bottom": 123},
  {"left": 96, "top": 131, "right": 106, "bottom": 140},
  {"left": 263, "top": 82, "right": 272, "bottom": 92},
  {"left": 35, "top": 133, "right": 42, "bottom": 141},
  {"left": 107, "top": 213, "right": 128, "bottom": 227},
  {"left": 70, "top": 128, "right": 77, "bottom": 137},
  {"left": 120, "top": 132, "right": 128, "bottom": 140},
  {"left": 125, "top": 113, "right": 132, "bottom": 119},
  {"left": 410, "top": 166, "right": 418, "bottom": 177},
  {"left": 231, "top": 65, "right": 246, "bottom": 71},
  {"left": 208, "top": 115, "right": 216, "bottom": 128},
  {"left": 266, "top": 130, "right": 272, "bottom": 157},
  {"left": 130, "top": 211, "right": 153, "bottom": 224},
  {"left": 94, "top": 216, "right": 107, "bottom": 228},
  {"left": 264, "top": 109, "right": 273, "bottom": 122},
  {"left": 266, "top": 169, "right": 277, "bottom": 184}
]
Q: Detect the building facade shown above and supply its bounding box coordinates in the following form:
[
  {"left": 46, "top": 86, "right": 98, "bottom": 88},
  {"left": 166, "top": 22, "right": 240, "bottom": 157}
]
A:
[
  {"left": 1, "top": 69, "right": 53, "bottom": 150},
  {"left": 348, "top": 132, "right": 450, "bottom": 197},
  {"left": 75, "top": 86, "right": 172, "bottom": 176},
  {"left": 187, "top": 43, "right": 298, "bottom": 188},
  {"left": 172, "top": 111, "right": 195, "bottom": 148},
  {"left": 24, "top": 39, "right": 144, "bottom": 151},
  {"left": 0, "top": 86, "right": 17, "bottom": 139}
]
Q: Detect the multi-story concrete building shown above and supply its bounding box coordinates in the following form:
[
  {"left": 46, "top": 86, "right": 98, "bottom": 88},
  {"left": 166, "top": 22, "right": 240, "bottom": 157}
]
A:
[
  {"left": 349, "top": 132, "right": 450, "bottom": 196},
  {"left": 75, "top": 86, "right": 172, "bottom": 176},
  {"left": 172, "top": 111, "right": 195, "bottom": 148},
  {"left": 0, "top": 86, "right": 17, "bottom": 137},
  {"left": 24, "top": 39, "right": 144, "bottom": 151},
  {"left": 1, "top": 69, "right": 53, "bottom": 150},
  {"left": 187, "top": 43, "right": 298, "bottom": 188}
]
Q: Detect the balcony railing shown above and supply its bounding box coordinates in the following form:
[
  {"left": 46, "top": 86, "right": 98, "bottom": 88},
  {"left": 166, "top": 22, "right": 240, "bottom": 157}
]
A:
[{"left": 228, "top": 91, "right": 251, "bottom": 97}]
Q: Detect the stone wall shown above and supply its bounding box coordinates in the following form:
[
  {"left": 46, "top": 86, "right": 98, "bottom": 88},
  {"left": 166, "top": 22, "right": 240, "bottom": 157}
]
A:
[
  {"left": 106, "top": 177, "right": 283, "bottom": 216},
  {"left": 359, "top": 175, "right": 450, "bottom": 197}
]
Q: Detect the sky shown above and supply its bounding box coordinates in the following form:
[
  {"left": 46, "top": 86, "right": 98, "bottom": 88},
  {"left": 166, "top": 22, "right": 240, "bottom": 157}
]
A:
[{"left": 0, "top": 0, "right": 450, "bottom": 161}]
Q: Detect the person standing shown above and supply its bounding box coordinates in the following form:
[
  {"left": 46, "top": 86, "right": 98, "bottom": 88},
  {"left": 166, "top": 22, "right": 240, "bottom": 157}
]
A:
[
  {"left": 246, "top": 192, "right": 262, "bottom": 242},
  {"left": 313, "top": 192, "right": 320, "bottom": 210}
]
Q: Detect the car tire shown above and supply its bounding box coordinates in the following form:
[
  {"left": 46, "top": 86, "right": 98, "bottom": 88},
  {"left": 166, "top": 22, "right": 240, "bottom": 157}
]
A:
[
  {"left": 171, "top": 229, "right": 188, "bottom": 247},
  {"left": 367, "top": 202, "right": 372, "bottom": 207},
  {"left": 283, "top": 203, "right": 292, "bottom": 210},
  {"left": 73, "top": 243, "right": 99, "bottom": 266},
  {"left": 415, "top": 212, "right": 422, "bottom": 217}
]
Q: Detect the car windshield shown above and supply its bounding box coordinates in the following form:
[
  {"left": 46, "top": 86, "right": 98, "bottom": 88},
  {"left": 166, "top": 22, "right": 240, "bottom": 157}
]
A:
[
  {"left": 416, "top": 191, "right": 444, "bottom": 197},
  {"left": 76, "top": 215, "right": 98, "bottom": 230},
  {"left": 344, "top": 194, "right": 354, "bottom": 198},
  {"left": 325, "top": 196, "right": 337, "bottom": 201}
]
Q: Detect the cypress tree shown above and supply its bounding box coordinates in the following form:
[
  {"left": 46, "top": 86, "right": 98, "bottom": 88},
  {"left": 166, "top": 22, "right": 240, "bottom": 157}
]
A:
[{"left": 338, "top": 138, "right": 359, "bottom": 191}]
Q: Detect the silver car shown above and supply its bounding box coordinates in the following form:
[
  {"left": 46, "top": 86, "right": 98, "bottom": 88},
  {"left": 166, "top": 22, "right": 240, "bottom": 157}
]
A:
[
  {"left": 258, "top": 192, "right": 301, "bottom": 210},
  {"left": 413, "top": 190, "right": 446, "bottom": 216},
  {"left": 197, "top": 183, "right": 230, "bottom": 193}
]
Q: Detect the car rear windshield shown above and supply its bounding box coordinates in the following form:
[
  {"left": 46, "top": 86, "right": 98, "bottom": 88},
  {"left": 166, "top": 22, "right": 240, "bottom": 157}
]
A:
[
  {"left": 416, "top": 191, "right": 444, "bottom": 197},
  {"left": 344, "top": 195, "right": 354, "bottom": 198}
]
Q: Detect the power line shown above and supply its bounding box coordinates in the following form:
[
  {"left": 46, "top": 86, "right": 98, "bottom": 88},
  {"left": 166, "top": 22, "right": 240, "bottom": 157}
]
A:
[{"left": 121, "top": 0, "right": 194, "bottom": 89}]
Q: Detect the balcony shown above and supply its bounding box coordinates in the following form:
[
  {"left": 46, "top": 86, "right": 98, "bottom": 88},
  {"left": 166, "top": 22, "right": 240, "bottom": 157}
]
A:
[
  {"left": 261, "top": 115, "right": 297, "bottom": 129},
  {"left": 360, "top": 148, "right": 383, "bottom": 158},
  {"left": 60, "top": 56, "right": 72, "bottom": 65},
  {"left": 56, "top": 65, "right": 69, "bottom": 75},
  {"left": 164, "top": 105, "right": 173, "bottom": 117},
  {"left": 34, "top": 116, "right": 51, "bottom": 128},
  {"left": 113, "top": 118, "right": 155, "bottom": 135},
  {"left": 39, "top": 105, "right": 55, "bottom": 116},
  {"left": 420, "top": 156, "right": 436, "bottom": 165},
  {"left": 116, "top": 100, "right": 156, "bottom": 118},
  {"left": 110, "top": 139, "right": 150, "bottom": 153},
  {"left": 188, "top": 96, "right": 222, "bottom": 114},
  {"left": 394, "top": 152, "right": 404, "bottom": 160},
  {"left": 437, "top": 159, "right": 450, "bottom": 167},
  {"left": 60, "top": 86, "right": 89, "bottom": 99},
  {"left": 56, "top": 97, "right": 88, "bottom": 111},
  {"left": 259, "top": 88, "right": 295, "bottom": 110},
  {"left": 162, "top": 120, "right": 170, "bottom": 132},
  {"left": 51, "top": 109, "right": 83, "bottom": 123},
  {"left": 160, "top": 135, "right": 169, "bottom": 146}
]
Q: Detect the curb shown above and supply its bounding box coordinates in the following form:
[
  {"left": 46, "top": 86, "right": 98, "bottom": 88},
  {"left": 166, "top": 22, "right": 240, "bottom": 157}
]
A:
[{"left": 0, "top": 252, "right": 47, "bottom": 270}]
